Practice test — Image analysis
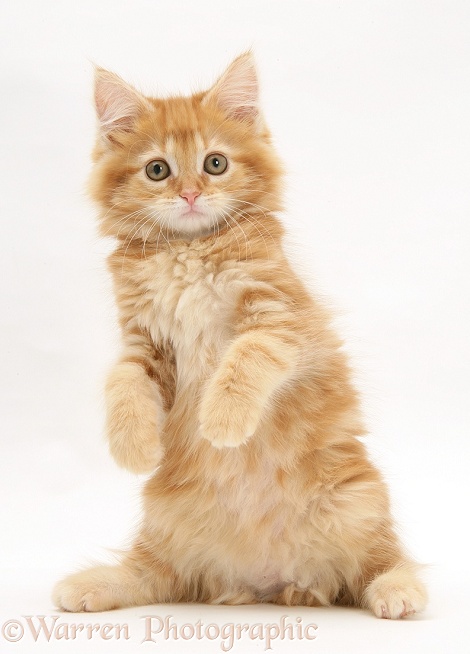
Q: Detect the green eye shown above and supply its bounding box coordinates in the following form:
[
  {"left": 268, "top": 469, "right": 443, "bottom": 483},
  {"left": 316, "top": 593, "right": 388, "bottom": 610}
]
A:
[
  {"left": 204, "top": 153, "right": 228, "bottom": 175},
  {"left": 146, "top": 160, "right": 171, "bottom": 181}
]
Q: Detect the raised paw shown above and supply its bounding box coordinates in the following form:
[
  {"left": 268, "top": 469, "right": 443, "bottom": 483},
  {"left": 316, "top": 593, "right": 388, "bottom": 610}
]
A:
[
  {"left": 105, "top": 361, "right": 164, "bottom": 473},
  {"left": 199, "top": 385, "right": 262, "bottom": 449}
]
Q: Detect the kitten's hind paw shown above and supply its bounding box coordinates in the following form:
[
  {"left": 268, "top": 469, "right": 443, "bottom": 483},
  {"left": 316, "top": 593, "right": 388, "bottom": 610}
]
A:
[
  {"left": 53, "top": 563, "right": 153, "bottom": 612},
  {"left": 365, "top": 563, "right": 427, "bottom": 619},
  {"left": 53, "top": 569, "right": 122, "bottom": 612}
]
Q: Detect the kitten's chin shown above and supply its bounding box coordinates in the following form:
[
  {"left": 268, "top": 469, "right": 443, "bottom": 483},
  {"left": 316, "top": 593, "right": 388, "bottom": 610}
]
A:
[{"left": 166, "top": 212, "right": 222, "bottom": 240}]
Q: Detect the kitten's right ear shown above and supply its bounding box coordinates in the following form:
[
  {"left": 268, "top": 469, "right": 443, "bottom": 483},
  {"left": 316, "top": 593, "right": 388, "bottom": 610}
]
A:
[{"left": 93, "top": 67, "right": 152, "bottom": 139}]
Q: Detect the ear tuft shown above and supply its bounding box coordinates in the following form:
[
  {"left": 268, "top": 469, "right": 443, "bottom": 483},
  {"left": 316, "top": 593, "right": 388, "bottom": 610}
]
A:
[
  {"left": 204, "top": 51, "right": 260, "bottom": 125},
  {"left": 93, "top": 67, "right": 151, "bottom": 136}
]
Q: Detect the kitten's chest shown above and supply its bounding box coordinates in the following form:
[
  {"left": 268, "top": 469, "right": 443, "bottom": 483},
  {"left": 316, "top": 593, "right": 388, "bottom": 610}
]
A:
[{"left": 130, "top": 248, "right": 247, "bottom": 379}]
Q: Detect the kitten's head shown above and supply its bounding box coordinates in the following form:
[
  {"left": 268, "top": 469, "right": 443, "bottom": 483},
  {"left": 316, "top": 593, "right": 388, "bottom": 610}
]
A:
[{"left": 89, "top": 52, "right": 283, "bottom": 242}]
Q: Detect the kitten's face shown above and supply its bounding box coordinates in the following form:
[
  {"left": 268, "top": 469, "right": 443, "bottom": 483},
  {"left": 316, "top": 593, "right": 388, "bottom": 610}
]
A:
[{"left": 90, "top": 53, "right": 283, "bottom": 242}]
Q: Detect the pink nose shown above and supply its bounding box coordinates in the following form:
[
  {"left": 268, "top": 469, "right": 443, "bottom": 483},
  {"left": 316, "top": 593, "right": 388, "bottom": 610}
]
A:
[{"left": 180, "top": 190, "right": 200, "bottom": 207}]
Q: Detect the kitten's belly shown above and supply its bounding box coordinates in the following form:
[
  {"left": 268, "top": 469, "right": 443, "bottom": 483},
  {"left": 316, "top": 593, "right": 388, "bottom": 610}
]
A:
[
  {"left": 243, "top": 565, "right": 287, "bottom": 597},
  {"left": 151, "top": 437, "right": 331, "bottom": 599},
  {"left": 193, "top": 458, "right": 298, "bottom": 591}
]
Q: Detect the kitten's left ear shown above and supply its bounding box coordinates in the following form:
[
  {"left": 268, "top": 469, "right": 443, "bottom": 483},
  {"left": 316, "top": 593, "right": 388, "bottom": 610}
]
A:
[{"left": 203, "top": 51, "right": 260, "bottom": 128}]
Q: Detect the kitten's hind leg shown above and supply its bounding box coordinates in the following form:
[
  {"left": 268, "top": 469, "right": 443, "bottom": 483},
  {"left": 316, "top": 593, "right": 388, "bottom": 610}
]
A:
[{"left": 53, "top": 553, "right": 177, "bottom": 612}]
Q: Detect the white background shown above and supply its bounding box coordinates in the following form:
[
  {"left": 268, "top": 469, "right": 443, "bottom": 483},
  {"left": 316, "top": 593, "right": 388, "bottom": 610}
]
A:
[{"left": 1, "top": 1, "right": 469, "bottom": 652}]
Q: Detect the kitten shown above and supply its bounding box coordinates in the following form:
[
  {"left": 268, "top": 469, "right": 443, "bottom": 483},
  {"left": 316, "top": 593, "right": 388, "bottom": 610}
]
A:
[{"left": 53, "top": 52, "right": 427, "bottom": 618}]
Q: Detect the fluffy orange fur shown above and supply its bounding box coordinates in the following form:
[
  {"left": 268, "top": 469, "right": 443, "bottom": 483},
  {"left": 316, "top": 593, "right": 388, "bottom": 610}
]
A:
[{"left": 53, "top": 53, "right": 427, "bottom": 619}]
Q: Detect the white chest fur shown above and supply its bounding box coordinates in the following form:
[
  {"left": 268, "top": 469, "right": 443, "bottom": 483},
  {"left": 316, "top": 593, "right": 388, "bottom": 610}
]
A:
[{"left": 130, "top": 246, "right": 252, "bottom": 386}]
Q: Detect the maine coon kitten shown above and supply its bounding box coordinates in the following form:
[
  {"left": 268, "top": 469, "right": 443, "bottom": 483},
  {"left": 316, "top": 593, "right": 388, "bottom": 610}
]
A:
[{"left": 53, "top": 53, "right": 427, "bottom": 619}]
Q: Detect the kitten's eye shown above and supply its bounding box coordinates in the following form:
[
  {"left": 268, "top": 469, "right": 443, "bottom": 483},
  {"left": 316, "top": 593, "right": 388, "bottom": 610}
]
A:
[
  {"left": 203, "top": 153, "right": 228, "bottom": 175},
  {"left": 146, "top": 160, "right": 171, "bottom": 181}
]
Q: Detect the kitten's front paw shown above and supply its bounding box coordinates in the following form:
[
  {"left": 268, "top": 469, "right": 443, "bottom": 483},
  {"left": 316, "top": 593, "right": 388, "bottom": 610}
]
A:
[
  {"left": 199, "top": 387, "right": 262, "bottom": 449},
  {"left": 106, "top": 362, "right": 164, "bottom": 473}
]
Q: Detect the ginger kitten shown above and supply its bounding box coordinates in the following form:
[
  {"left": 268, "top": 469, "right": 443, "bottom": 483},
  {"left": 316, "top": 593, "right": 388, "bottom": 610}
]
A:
[{"left": 53, "top": 53, "right": 427, "bottom": 619}]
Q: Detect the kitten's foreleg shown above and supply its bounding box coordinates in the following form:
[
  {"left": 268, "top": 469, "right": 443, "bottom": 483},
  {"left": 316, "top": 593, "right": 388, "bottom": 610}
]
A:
[
  {"left": 105, "top": 325, "right": 175, "bottom": 473},
  {"left": 199, "top": 329, "right": 299, "bottom": 448},
  {"left": 106, "top": 361, "right": 164, "bottom": 472}
]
